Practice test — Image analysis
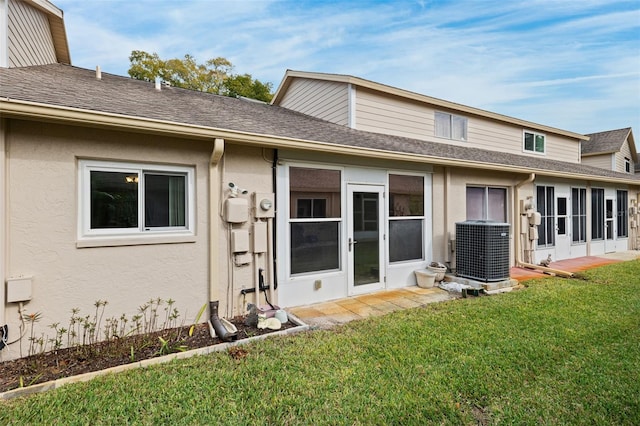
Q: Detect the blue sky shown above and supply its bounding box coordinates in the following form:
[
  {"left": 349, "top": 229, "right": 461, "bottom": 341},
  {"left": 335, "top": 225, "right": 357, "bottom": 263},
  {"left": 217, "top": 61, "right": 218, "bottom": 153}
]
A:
[{"left": 55, "top": 0, "right": 640, "bottom": 142}]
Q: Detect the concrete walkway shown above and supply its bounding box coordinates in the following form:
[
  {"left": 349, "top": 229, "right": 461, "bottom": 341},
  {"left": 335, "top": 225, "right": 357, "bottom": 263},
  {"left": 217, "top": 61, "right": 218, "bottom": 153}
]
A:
[{"left": 290, "top": 250, "right": 640, "bottom": 328}]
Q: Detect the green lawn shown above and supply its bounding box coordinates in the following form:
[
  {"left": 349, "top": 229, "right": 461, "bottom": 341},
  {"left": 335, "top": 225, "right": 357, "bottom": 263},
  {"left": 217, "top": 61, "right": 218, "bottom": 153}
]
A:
[{"left": 2, "top": 261, "right": 639, "bottom": 425}]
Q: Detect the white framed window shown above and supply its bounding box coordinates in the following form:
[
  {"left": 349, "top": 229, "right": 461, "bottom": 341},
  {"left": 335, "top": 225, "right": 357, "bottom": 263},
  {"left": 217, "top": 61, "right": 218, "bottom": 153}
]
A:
[
  {"left": 536, "top": 185, "right": 555, "bottom": 247},
  {"left": 624, "top": 157, "right": 631, "bottom": 173},
  {"left": 388, "top": 173, "right": 425, "bottom": 263},
  {"left": 288, "top": 166, "right": 342, "bottom": 275},
  {"left": 79, "top": 160, "right": 195, "bottom": 241},
  {"left": 524, "top": 130, "right": 545, "bottom": 154},
  {"left": 571, "top": 187, "right": 587, "bottom": 243},
  {"left": 435, "top": 111, "right": 467, "bottom": 141},
  {"left": 466, "top": 186, "right": 507, "bottom": 222}
]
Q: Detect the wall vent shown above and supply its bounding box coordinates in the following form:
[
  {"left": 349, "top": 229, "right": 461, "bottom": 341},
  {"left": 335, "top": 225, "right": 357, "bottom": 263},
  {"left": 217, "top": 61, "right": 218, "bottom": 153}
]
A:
[{"left": 456, "top": 221, "right": 510, "bottom": 282}]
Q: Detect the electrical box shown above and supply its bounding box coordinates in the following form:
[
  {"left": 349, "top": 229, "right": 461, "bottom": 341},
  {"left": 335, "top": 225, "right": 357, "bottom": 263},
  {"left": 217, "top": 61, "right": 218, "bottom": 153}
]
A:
[
  {"left": 231, "top": 229, "right": 250, "bottom": 253},
  {"left": 529, "top": 212, "right": 542, "bottom": 226},
  {"left": 253, "top": 192, "right": 275, "bottom": 219},
  {"left": 528, "top": 226, "right": 539, "bottom": 240},
  {"left": 520, "top": 216, "right": 529, "bottom": 234},
  {"left": 6, "top": 277, "right": 32, "bottom": 303},
  {"left": 224, "top": 198, "right": 248, "bottom": 223},
  {"left": 252, "top": 222, "right": 268, "bottom": 253}
]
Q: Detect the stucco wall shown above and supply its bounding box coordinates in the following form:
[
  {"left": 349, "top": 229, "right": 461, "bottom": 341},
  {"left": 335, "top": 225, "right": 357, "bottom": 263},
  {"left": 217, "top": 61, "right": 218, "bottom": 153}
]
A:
[
  {"left": 2, "top": 120, "right": 215, "bottom": 361},
  {"left": 214, "top": 144, "right": 275, "bottom": 317}
]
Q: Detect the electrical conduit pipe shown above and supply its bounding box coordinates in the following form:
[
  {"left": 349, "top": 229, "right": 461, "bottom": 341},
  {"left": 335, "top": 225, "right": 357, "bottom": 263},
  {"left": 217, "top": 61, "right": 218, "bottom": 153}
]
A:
[
  {"left": 514, "top": 173, "right": 574, "bottom": 278},
  {"left": 209, "top": 138, "right": 237, "bottom": 341}
]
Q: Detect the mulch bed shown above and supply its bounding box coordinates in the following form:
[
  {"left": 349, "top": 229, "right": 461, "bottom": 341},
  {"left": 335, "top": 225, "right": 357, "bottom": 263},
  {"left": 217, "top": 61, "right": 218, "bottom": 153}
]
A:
[{"left": 0, "top": 316, "right": 296, "bottom": 393}]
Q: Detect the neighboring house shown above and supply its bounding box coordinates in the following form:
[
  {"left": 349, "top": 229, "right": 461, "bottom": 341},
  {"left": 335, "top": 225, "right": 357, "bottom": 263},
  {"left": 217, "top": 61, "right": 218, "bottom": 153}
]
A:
[
  {"left": 0, "top": 0, "right": 70, "bottom": 67},
  {"left": 582, "top": 128, "right": 637, "bottom": 175},
  {"left": 1, "top": 0, "right": 639, "bottom": 361},
  {"left": 271, "top": 70, "right": 640, "bottom": 306}
]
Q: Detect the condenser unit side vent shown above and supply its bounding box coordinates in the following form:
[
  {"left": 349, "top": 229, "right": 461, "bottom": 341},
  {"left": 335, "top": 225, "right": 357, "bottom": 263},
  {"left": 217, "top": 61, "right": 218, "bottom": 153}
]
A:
[{"left": 455, "top": 220, "right": 510, "bottom": 282}]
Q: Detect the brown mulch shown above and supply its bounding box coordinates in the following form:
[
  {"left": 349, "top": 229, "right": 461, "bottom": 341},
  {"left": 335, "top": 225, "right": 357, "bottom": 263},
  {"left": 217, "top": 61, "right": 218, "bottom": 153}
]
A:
[{"left": 0, "top": 316, "right": 296, "bottom": 393}]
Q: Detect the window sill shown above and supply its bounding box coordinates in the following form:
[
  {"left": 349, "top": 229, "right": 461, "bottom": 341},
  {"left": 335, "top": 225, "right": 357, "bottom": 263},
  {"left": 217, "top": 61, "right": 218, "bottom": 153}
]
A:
[{"left": 77, "top": 233, "right": 196, "bottom": 248}]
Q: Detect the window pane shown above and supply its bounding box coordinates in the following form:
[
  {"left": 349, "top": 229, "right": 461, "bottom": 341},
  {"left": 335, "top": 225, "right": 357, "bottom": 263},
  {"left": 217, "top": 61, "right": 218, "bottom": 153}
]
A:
[
  {"left": 435, "top": 112, "right": 451, "bottom": 138},
  {"left": 557, "top": 197, "right": 566, "bottom": 216},
  {"left": 451, "top": 115, "right": 467, "bottom": 141},
  {"left": 145, "top": 174, "right": 186, "bottom": 227},
  {"left": 389, "top": 219, "right": 423, "bottom": 262},
  {"left": 592, "top": 189, "right": 604, "bottom": 240},
  {"left": 487, "top": 188, "right": 507, "bottom": 222},
  {"left": 389, "top": 175, "right": 424, "bottom": 216},
  {"left": 90, "top": 171, "right": 138, "bottom": 229},
  {"left": 524, "top": 133, "right": 534, "bottom": 151},
  {"left": 290, "top": 168, "right": 341, "bottom": 218},
  {"left": 290, "top": 222, "right": 340, "bottom": 274},
  {"left": 466, "top": 187, "right": 485, "bottom": 220},
  {"left": 617, "top": 190, "right": 628, "bottom": 237},
  {"left": 535, "top": 135, "right": 545, "bottom": 153}
]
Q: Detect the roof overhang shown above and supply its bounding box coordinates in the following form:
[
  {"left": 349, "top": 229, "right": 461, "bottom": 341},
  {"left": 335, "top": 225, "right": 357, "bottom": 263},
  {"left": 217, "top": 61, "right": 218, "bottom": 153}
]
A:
[
  {"left": 272, "top": 70, "right": 589, "bottom": 142},
  {"left": 23, "top": 0, "right": 71, "bottom": 64},
  {"left": 2, "top": 98, "right": 638, "bottom": 187}
]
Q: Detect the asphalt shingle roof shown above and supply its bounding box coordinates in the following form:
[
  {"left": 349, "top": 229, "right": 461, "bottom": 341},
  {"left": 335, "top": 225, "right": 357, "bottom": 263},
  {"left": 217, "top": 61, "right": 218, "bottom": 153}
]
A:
[
  {"left": 583, "top": 128, "right": 632, "bottom": 155},
  {"left": 1, "top": 64, "right": 638, "bottom": 183}
]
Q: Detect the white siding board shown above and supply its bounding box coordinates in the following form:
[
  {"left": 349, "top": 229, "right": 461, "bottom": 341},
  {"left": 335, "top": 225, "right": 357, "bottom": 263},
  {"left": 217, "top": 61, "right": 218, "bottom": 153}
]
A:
[
  {"left": 615, "top": 141, "right": 633, "bottom": 173},
  {"left": 582, "top": 154, "right": 614, "bottom": 170},
  {"left": 279, "top": 78, "right": 348, "bottom": 125},
  {"left": 8, "top": 0, "right": 56, "bottom": 67},
  {"left": 354, "top": 88, "right": 581, "bottom": 163}
]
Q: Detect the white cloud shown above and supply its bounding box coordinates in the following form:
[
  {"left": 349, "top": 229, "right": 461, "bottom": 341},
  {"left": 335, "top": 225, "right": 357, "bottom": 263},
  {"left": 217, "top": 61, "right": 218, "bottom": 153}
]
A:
[{"left": 53, "top": 0, "right": 640, "bottom": 142}]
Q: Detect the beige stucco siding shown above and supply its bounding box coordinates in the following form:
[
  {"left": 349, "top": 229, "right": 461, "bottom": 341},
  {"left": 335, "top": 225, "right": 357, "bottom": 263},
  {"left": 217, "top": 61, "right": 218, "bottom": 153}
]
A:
[
  {"left": 354, "top": 88, "right": 581, "bottom": 163},
  {"left": 582, "top": 153, "right": 614, "bottom": 171},
  {"left": 7, "top": 0, "right": 57, "bottom": 67},
  {"left": 2, "top": 120, "right": 214, "bottom": 361},
  {"left": 278, "top": 78, "right": 349, "bottom": 126},
  {"left": 215, "top": 144, "right": 275, "bottom": 318},
  {"left": 431, "top": 167, "right": 523, "bottom": 267}
]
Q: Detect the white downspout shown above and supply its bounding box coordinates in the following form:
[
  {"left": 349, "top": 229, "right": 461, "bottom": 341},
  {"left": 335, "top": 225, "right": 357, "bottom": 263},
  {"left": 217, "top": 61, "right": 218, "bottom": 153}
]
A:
[
  {"left": 209, "top": 138, "right": 224, "bottom": 304},
  {"left": 514, "top": 173, "right": 574, "bottom": 278},
  {"left": 0, "top": 119, "right": 6, "bottom": 347},
  {"left": 208, "top": 138, "right": 237, "bottom": 341}
]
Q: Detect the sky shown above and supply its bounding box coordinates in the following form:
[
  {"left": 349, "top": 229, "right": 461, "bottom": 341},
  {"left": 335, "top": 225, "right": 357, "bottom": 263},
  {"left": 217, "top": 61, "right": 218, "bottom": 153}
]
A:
[{"left": 54, "top": 0, "right": 640, "bottom": 143}]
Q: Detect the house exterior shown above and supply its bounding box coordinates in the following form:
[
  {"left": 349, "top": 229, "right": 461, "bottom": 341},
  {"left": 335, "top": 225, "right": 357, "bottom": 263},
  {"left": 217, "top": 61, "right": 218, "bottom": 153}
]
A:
[
  {"left": 1, "top": 0, "right": 639, "bottom": 361},
  {"left": 271, "top": 70, "right": 640, "bottom": 305},
  {"left": 581, "top": 128, "right": 637, "bottom": 175}
]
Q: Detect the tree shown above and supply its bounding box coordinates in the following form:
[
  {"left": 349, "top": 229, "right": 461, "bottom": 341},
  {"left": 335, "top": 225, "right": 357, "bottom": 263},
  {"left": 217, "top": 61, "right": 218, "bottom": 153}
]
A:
[
  {"left": 128, "top": 51, "right": 272, "bottom": 102},
  {"left": 223, "top": 73, "right": 273, "bottom": 103}
]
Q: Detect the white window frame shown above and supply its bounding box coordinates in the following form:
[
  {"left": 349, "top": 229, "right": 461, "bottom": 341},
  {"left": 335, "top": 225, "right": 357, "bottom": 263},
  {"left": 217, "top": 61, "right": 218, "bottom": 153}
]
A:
[
  {"left": 435, "top": 111, "right": 468, "bottom": 141},
  {"left": 388, "top": 172, "right": 427, "bottom": 264},
  {"left": 287, "top": 164, "right": 343, "bottom": 276},
  {"left": 466, "top": 186, "right": 508, "bottom": 222},
  {"left": 624, "top": 157, "right": 631, "bottom": 173},
  {"left": 523, "top": 130, "right": 546, "bottom": 155},
  {"left": 78, "top": 160, "right": 195, "bottom": 246}
]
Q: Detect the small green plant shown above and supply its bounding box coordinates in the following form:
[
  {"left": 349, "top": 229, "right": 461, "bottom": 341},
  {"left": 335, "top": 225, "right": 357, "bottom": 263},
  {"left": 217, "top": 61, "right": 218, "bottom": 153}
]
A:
[
  {"left": 190, "top": 303, "right": 207, "bottom": 337},
  {"left": 22, "top": 311, "right": 43, "bottom": 357},
  {"left": 157, "top": 336, "right": 188, "bottom": 356}
]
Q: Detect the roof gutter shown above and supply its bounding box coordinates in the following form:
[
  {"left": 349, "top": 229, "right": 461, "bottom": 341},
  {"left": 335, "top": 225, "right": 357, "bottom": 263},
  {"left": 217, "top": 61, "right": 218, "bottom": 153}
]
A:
[{"left": 2, "top": 98, "right": 638, "bottom": 186}]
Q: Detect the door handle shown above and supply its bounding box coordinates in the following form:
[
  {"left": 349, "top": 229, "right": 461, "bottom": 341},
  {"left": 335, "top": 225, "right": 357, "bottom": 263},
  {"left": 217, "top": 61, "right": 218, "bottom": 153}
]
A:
[{"left": 348, "top": 237, "right": 358, "bottom": 252}]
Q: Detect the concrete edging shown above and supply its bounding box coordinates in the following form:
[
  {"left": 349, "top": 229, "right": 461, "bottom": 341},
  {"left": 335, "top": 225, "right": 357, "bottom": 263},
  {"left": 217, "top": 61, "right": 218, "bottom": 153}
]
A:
[{"left": 0, "top": 316, "right": 310, "bottom": 400}]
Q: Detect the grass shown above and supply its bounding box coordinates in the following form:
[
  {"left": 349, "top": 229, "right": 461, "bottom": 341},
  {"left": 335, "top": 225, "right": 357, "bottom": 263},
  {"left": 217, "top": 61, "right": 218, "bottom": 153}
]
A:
[{"left": 1, "top": 260, "right": 639, "bottom": 425}]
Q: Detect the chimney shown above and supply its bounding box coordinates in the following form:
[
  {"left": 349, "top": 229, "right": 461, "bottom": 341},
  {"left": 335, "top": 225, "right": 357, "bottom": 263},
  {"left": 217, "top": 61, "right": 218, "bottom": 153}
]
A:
[
  {"left": 155, "top": 76, "right": 161, "bottom": 91},
  {"left": 96, "top": 66, "right": 102, "bottom": 80}
]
